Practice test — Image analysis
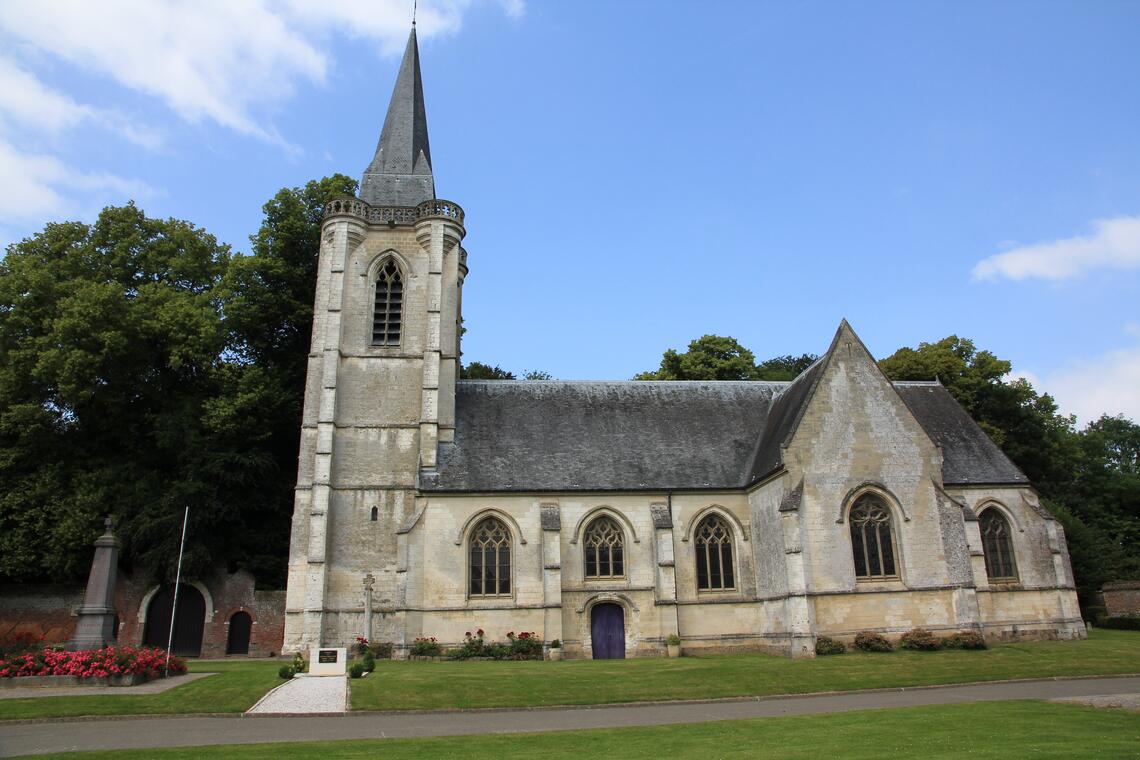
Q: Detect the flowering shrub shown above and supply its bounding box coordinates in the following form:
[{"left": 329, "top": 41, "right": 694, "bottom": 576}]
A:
[
  {"left": 899, "top": 628, "right": 941, "bottom": 651},
  {"left": 853, "top": 631, "right": 894, "bottom": 653},
  {"left": 507, "top": 631, "right": 543, "bottom": 660},
  {"left": 941, "top": 630, "right": 988, "bottom": 650},
  {"left": 450, "top": 630, "right": 487, "bottom": 660},
  {"left": 410, "top": 637, "right": 442, "bottom": 656},
  {"left": 0, "top": 632, "right": 44, "bottom": 658},
  {"left": 814, "top": 636, "right": 847, "bottom": 655},
  {"left": 446, "top": 629, "right": 543, "bottom": 661},
  {"left": 352, "top": 636, "right": 370, "bottom": 656},
  {"left": 0, "top": 646, "right": 186, "bottom": 679}
]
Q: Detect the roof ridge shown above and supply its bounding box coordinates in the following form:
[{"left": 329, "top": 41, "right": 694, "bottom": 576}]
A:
[{"left": 457, "top": 379, "right": 791, "bottom": 386}]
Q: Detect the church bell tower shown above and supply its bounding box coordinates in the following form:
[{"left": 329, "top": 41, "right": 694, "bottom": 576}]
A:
[{"left": 283, "top": 25, "right": 467, "bottom": 651}]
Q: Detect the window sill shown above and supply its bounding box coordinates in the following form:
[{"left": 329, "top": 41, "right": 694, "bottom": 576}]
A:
[{"left": 853, "top": 578, "right": 906, "bottom": 592}]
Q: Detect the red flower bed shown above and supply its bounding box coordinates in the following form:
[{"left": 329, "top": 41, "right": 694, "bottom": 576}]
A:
[{"left": 0, "top": 646, "right": 186, "bottom": 679}]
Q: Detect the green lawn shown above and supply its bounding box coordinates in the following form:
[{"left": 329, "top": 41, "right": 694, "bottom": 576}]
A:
[
  {"left": 28, "top": 700, "right": 1140, "bottom": 759},
  {"left": 0, "top": 659, "right": 281, "bottom": 721},
  {"left": 351, "top": 629, "right": 1140, "bottom": 711},
  {"left": 2, "top": 631, "right": 1137, "bottom": 721}
]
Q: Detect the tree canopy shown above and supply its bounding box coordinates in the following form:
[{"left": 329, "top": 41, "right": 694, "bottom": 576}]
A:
[
  {"left": 634, "top": 335, "right": 817, "bottom": 381},
  {"left": 0, "top": 176, "right": 356, "bottom": 588}
]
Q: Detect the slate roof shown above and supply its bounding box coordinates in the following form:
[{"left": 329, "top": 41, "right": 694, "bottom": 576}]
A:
[
  {"left": 360, "top": 27, "right": 435, "bottom": 207},
  {"left": 747, "top": 357, "right": 826, "bottom": 483},
  {"left": 422, "top": 381, "right": 784, "bottom": 491},
  {"left": 418, "top": 376, "right": 1029, "bottom": 493},
  {"left": 894, "top": 381, "right": 1029, "bottom": 485}
]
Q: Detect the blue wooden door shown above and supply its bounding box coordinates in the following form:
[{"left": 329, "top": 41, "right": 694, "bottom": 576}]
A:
[{"left": 590, "top": 603, "right": 625, "bottom": 659}]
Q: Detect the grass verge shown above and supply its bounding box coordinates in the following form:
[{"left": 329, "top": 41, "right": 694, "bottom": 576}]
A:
[
  {"left": 28, "top": 700, "right": 1140, "bottom": 759},
  {"left": 0, "top": 660, "right": 281, "bottom": 721},
  {"left": 351, "top": 629, "right": 1140, "bottom": 711}
]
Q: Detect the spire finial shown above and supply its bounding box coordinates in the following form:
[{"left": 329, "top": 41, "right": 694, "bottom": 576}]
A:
[{"left": 412, "top": 0, "right": 417, "bottom": 26}]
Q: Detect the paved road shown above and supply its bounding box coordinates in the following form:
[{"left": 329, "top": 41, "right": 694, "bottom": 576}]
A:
[{"left": 2, "top": 676, "right": 1139, "bottom": 757}]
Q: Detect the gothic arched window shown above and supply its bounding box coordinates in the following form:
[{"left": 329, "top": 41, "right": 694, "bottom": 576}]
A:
[
  {"left": 979, "top": 508, "right": 1018, "bottom": 582},
  {"left": 372, "top": 259, "right": 403, "bottom": 346},
  {"left": 469, "top": 517, "right": 511, "bottom": 597},
  {"left": 695, "top": 515, "right": 735, "bottom": 591},
  {"left": 584, "top": 517, "right": 625, "bottom": 579},
  {"left": 849, "top": 494, "right": 898, "bottom": 580}
]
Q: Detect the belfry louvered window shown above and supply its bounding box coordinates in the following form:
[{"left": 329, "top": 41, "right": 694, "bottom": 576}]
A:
[
  {"left": 469, "top": 517, "right": 511, "bottom": 597},
  {"left": 695, "top": 515, "right": 735, "bottom": 591},
  {"left": 849, "top": 494, "right": 898, "bottom": 580},
  {"left": 584, "top": 517, "right": 625, "bottom": 578},
  {"left": 372, "top": 260, "right": 403, "bottom": 346},
  {"left": 980, "top": 508, "right": 1018, "bottom": 582}
]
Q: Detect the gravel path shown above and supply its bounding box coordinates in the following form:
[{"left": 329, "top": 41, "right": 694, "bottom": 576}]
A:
[
  {"left": 246, "top": 675, "right": 346, "bottom": 715},
  {"left": 1052, "top": 692, "right": 1140, "bottom": 711}
]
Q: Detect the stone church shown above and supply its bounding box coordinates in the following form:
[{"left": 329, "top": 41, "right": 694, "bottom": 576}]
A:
[{"left": 283, "top": 27, "right": 1084, "bottom": 659}]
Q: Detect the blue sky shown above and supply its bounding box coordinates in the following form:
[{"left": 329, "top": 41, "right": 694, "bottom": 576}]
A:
[{"left": 2, "top": 1, "right": 1139, "bottom": 423}]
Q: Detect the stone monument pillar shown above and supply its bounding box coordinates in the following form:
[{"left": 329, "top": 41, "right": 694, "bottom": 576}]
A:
[
  {"left": 69, "top": 516, "right": 119, "bottom": 650},
  {"left": 363, "top": 573, "right": 375, "bottom": 644}
]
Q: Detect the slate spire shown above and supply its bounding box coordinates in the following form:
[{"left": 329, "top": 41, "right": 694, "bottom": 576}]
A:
[{"left": 360, "top": 26, "right": 435, "bottom": 207}]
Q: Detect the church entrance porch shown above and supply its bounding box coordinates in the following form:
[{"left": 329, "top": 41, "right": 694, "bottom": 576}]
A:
[{"left": 590, "top": 603, "right": 625, "bottom": 659}]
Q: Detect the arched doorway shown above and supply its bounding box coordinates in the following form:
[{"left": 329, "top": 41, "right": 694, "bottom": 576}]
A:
[
  {"left": 226, "top": 611, "right": 252, "bottom": 655},
  {"left": 142, "top": 584, "right": 206, "bottom": 657},
  {"left": 590, "top": 603, "right": 625, "bottom": 659}
]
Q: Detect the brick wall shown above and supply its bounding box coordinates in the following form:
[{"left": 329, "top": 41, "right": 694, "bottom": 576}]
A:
[
  {"left": 1103, "top": 581, "right": 1140, "bottom": 617},
  {"left": 0, "top": 570, "right": 285, "bottom": 657}
]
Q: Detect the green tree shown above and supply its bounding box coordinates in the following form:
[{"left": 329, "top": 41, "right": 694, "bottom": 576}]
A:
[
  {"left": 755, "top": 353, "right": 818, "bottom": 381},
  {"left": 879, "top": 336, "right": 1077, "bottom": 492},
  {"left": 215, "top": 174, "right": 358, "bottom": 585},
  {"left": 0, "top": 204, "right": 230, "bottom": 582},
  {"left": 635, "top": 335, "right": 759, "bottom": 380},
  {"left": 0, "top": 176, "right": 357, "bottom": 588},
  {"left": 461, "top": 362, "right": 516, "bottom": 380}
]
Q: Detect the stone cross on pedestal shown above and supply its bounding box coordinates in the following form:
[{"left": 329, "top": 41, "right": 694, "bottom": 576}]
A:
[
  {"left": 363, "top": 573, "right": 375, "bottom": 644},
  {"left": 69, "top": 516, "right": 119, "bottom": 651}
]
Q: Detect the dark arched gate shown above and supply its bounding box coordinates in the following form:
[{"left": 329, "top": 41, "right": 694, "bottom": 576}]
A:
[
  {"left": 142, "top": 584, "right": 206, "bottom": 657},
  {"left": 226, "top": 611, "right": 252, "bottom": 655}
]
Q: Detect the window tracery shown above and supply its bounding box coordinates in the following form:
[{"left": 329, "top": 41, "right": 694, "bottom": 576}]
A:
[
  {"left": 980, "top": 508, "right": 1018, "bottom": 581},
  {"left": 372, "top": 259, "right": 403, "bottom": 346},
  {"left": 849, "top": 494, "right": 898, "bottom": 580},
  {"left": 469, "top": 517, "right": 511, "bottom": 597},
  {"left": 584, "top": 517, "right": 625, "bottom": 579},
  {"left": 695, "top": 515, "right": 735, "bottom": 591}
]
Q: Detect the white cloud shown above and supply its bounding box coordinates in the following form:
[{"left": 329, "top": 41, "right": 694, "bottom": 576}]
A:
[
  {"left": 0, "top": 0, "right": 324, "bottom": 145},
  {"left": 284, "top": 0, "right": 467, "bottom": 55},
  {"left": 0, "top": 56, "right": 164, "bottom": 149},
  {"left": 1020, "top": 343, "right": 1140, "bottom": 426},
  {"left": 973, "top": 215, "right": 1140, "bottom": 281},
  {"left": 0, "top": 0, "right": 521, "bottom": 146},
  {"left": 498, "top": 0, "right": 526, "bottom": 20},
  {"left": 0, "top": 139, "right": 152, "bottom": 223},
  {"left": 0, "top": 56, "right": 91, "bottom": 132}
]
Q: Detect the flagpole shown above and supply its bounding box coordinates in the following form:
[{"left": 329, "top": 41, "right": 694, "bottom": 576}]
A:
[{"left": 165, "top": 507, "right": 189, "bottom": 677}]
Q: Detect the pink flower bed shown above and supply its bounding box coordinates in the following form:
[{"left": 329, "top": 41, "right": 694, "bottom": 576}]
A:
[{"left": 0, "top": 646, "right": 187, "bottom": 679}]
